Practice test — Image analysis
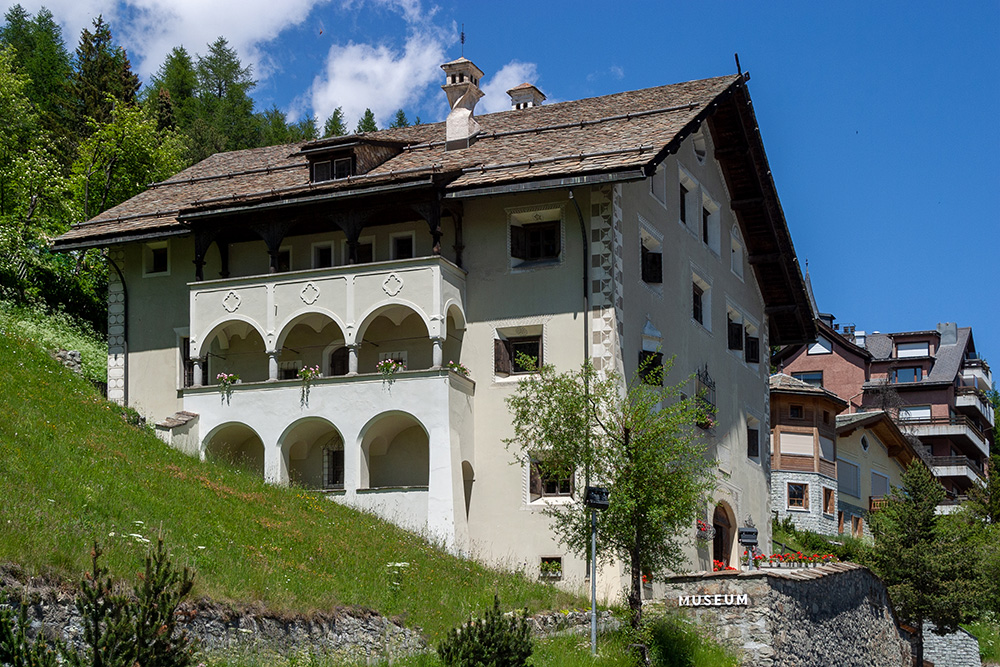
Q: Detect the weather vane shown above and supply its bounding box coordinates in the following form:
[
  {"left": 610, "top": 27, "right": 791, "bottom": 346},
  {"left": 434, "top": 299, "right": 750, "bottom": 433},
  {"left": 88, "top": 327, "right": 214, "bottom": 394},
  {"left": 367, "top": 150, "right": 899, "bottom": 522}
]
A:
[{"left": 461, "top": 24, "right": 465, "bottom": 56}]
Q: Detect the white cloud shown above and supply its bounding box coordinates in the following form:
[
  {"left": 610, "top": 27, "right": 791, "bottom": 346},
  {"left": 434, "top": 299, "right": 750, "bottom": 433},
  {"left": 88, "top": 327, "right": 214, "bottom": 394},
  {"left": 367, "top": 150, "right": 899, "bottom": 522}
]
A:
[
  {"left": 0, "top": 0, "right": 326, "bottom": 82},
  {"left": 478, "top": 61, "right": 540, "bottom": 114},
  {"left": 309, "top": 30, "right": 447, "bottom": 129}
]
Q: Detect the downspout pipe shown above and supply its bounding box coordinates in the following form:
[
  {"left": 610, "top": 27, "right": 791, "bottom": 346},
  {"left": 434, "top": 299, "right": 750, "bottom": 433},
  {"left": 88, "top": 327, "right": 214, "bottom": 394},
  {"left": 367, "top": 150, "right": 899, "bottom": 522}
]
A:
[
  {"left": 568, "top": 189, "right": 596, "bottom": 654},
  {"left": 105, "top": 252, "right": 128, "bottom": 405}
]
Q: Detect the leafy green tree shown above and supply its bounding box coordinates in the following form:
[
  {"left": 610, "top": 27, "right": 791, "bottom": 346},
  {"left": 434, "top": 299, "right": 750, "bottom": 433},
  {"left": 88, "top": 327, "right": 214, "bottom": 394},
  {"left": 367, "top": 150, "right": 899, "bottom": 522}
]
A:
[
  {"left": 355, "top": 108, "right": 378, "bottom": 133},
  {"left": 389, "top": 108, "right": 409, "bottom": 128},
  {"left": 868, "top": 461, "right": 981, "bottom": 666},
  {"left": 71, "top": 98, "right": 187, "bottom": 219},
  {"left": 323, "top": 107, "right": 346, "bottom": 137},
  {"left": 72, "top": 16, "right": 140, "bottom": 132},
  {"left": 504, "top": 357, "right": 714, "bottom": 628}
]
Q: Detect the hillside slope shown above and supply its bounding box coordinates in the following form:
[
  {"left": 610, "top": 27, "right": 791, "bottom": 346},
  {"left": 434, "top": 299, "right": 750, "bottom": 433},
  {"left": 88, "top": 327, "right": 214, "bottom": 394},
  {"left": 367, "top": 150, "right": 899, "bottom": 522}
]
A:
[{"left": 0, "top": 324, "right": 579, "bottom": 640}]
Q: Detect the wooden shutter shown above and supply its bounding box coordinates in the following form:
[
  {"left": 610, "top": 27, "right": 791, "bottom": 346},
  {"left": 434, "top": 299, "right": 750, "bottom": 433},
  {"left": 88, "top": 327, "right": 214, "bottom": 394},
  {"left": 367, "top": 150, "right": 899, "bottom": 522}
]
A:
[
  {"left": 510, "top": 225, "right": 527, "bottom": 259},
  {"left": 745, "top": 334, "right": 760, "bottom": 363},
  {"left": 495, "top": 339, "right": 512, "bottom": 374},
  {"left": 529, "top": 458, "right": 543, "bottom": 501},
  {"left": 728, "top": 318, "right": 744, "bottom": 350}
]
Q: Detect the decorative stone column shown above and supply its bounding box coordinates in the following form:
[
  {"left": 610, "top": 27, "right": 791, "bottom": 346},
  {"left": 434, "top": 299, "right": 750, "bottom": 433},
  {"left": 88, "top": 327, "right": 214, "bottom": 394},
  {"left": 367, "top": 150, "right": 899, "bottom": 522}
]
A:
[
  {"left": 106, "top": 247, "right": 127, "bottom": 404},
  {"left": 431, "top": 336, "right": 445, "bottom": 368},
  {"left": 266, "top": 349, "right": 280, "bottom": 382},
  {"left": 192, "top": 357, "right": 203, "bottom": 387},
  {"left": 347, "top": 344, "right": 360, "bottom": 376}
]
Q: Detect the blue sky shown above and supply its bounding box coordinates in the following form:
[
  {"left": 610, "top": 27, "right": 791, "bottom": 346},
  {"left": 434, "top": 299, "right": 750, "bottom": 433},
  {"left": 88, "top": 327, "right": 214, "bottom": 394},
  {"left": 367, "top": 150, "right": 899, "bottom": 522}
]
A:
[{"left": 6, "top": 0, "right": 1000, "bottom": 361}]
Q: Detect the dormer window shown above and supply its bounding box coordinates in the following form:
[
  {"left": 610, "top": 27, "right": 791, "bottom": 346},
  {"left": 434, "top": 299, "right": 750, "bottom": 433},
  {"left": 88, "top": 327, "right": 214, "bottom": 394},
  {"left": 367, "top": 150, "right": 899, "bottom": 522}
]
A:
[{"left": 313, "top": 157, "right": 353, "bottom": 182}]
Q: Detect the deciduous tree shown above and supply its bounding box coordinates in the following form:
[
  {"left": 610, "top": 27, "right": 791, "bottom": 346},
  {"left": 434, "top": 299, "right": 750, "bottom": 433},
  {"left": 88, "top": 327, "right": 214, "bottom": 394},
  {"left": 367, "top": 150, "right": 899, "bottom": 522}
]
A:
[{"left": 504, "top": 357, "right": 714, "bottom": 628}]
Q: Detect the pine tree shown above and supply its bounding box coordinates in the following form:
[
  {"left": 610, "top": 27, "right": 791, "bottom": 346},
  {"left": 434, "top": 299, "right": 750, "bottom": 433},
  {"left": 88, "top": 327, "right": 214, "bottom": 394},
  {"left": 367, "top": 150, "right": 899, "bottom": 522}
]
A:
[
  {"left": 355, "top": 108, "right": 378, "bottom": 133},
  {"left": 196, "top": 36, "right": 254, "bottom": 101},
  {"left": 71, "top": 16, "right": 140, "bottom": 132},
  {"left": 1, "top": 6, "right": 75, "bottom": 168},
  {"left": 323, "top": 107, "right": 346, "bottom": 137},
  {"left": 868, "top": 462, "right": 980, "bottom": 667},
  {"left": 148, "top": 46, "right": 198, "bottom": 129},
  {"left": 389, "top": 108, "right": 409, "bottom": 128},
  {"left": 191, "top": 37, "right": 259, "bottom": 158}
]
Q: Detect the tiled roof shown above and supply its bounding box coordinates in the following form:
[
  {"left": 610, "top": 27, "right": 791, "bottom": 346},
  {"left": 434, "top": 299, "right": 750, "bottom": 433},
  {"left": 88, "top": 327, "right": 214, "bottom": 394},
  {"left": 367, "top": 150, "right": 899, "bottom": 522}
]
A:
[
  {"left": 53, "top": 75, "right": 738, "bottom": 249},
  {"left": 770, "top": 373, "right": 848, "bottom": 407}
]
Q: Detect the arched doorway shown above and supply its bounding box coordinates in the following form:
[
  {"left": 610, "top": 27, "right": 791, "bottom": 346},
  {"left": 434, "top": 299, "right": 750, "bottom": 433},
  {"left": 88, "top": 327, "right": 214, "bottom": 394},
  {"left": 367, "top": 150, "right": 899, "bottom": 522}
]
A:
[
  {"left": 713, "top": 502, "right": 734, "bottom": 567},
  {"left": 203, "top": 423, "right": 265, "bottom": 478},
  {"left": 279, "top": 417, "right": 344, "bottom": 489}
]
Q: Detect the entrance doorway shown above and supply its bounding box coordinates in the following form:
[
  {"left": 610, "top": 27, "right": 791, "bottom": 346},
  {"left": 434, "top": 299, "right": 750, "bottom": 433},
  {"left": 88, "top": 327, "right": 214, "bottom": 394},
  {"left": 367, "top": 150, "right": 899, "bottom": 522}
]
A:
[{"left": 713, "top": 502, "right": 733, "bottom": 566}]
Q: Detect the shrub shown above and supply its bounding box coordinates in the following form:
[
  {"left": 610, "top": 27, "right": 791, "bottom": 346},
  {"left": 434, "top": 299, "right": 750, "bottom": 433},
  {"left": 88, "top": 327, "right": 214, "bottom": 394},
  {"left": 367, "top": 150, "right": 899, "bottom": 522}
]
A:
[
  {"left": 0, "top": 540, "right": 195, "bottom": 667},
  {"left": 643, "top": 614, "right": 738, "bottom": 667},
  {"left": 437, "top": 596, "right": 532, "bottom": 667}
]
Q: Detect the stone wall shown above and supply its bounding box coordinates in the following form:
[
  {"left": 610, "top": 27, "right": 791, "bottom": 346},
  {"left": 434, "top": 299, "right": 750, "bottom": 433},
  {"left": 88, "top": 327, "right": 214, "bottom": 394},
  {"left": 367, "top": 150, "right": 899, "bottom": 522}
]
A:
[
  {"left": 660, "top": 563, "right": 912, "bottom": 667},
  {"left": 771, "top": 470, "right": 839, "bottom": 536},
  {"left": 923, "top": 622, "right": 982, "bottom": 667}
]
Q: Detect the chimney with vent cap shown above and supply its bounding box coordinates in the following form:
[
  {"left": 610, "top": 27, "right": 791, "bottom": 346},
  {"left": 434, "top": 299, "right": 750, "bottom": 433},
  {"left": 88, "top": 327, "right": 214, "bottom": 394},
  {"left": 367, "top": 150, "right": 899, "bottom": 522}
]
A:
[
  {"left": 441, "top": 57, "right": 484, "bottom": 151},
  {"left": 507, "top": 82, "right": 546, "bottom": 110}
]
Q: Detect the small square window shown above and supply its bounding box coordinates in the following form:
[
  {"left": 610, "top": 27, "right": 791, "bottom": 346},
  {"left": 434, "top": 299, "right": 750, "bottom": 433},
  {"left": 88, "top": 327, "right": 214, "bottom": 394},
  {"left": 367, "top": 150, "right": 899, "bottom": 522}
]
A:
[
  {"left": 788, "top": 483, "right": 808, "bottom": 509},
  {"left": 144, "top": 242, "right": 169, "bottom": 276},
  {"left": 495, "top": 335, "right": 542, "bottom": 375},
  {"left": 313, "top": 161, "right": 332, "bottom": 182},
  {"left": 530, "top": 457, "right": 573, "bottom": 500},
  {"left": 790, "top": 404, "right": 804, "bottom": 420},
  {"left": 276, "top": 247, "right": 292, "bottom": 272},
  {"left": 539, "top": 556, "right": 563, "bottom": 580}
]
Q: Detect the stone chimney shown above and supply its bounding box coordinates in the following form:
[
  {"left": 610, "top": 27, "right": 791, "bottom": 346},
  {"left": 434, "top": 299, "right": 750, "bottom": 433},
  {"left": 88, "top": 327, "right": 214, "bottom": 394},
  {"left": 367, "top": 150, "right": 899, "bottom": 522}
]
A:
[
  {"left": 507, "top": 83, "right": 546, "bottom": 110},
  {"left": 937, "top": 322, "right": 958, "bottom": 346},
  {"left": 441, "top": 57, "right": 484, "bottom": 151}
]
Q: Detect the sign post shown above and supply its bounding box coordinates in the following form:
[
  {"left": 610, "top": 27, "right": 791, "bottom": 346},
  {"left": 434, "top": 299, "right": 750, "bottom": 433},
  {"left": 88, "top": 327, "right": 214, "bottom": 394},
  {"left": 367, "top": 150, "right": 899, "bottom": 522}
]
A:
[{"left": 584, "top": 486, "right": 609, "bottom": 655}]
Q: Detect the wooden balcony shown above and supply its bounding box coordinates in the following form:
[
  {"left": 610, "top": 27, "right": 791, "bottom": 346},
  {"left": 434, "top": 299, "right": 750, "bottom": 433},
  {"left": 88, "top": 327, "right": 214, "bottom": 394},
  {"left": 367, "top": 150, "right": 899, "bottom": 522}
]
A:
[{"left": 868, "top": 496, "right": 889, "bottom": 512}]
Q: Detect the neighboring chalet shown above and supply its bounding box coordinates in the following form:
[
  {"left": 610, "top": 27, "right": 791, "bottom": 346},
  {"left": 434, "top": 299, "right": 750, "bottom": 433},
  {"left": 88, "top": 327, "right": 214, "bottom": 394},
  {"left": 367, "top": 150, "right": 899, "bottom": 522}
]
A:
[
  {"left": 775, "top": 316, "right": 993, "bottom": 508},
  {"left": 770, "top": 374, "right": 925, "bottom": 539},
  {"left": 53, "top": 58, "right": 814, "bottom": 593}
]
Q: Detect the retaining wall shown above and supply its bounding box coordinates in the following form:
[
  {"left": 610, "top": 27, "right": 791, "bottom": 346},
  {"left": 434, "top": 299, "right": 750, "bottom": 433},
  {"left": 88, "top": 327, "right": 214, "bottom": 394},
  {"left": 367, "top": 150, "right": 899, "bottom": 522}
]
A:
[{"left": 660, "top": 562, "right": 913, "bottom": 667}]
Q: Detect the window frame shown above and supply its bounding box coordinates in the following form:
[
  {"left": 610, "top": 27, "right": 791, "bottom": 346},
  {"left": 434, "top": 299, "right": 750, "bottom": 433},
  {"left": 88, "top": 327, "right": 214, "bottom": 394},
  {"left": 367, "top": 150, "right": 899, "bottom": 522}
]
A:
[
  {"left": 787, "top": 482, "right": 809, "bottom": 510},
  {"left": 143, "top": 241, "right": 170, "bottom": 277},
  {"left": 746, "top": 417, "right": 761, "bottom": 460},
  {"left": 312, "top": 242, "right": 334, "bottom": 269},
  {"left": 495, "top": 328, "right": 543, "bottom": 378},
  {"left": 529, "top": 455, "right": 574, "bottom": 502},
  {"left": 792, "top": 371, "right": 823, "bottom": 388},
  {"left": 390, "top": 231, "right": 416, "bottom": 261},
  {"left": 323, "top": 445, "right": 345, "bottom": 490},
  {"left": 507, "top": 204, "right": 565, "bottom": 271},
  {"left": 822, "top": 487, "right": 836, "bottom": 516}
]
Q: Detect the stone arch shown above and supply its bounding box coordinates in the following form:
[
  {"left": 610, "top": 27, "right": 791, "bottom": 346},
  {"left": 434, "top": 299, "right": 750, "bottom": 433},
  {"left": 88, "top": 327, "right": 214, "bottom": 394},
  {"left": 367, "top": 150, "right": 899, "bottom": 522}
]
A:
[
  {"left": 713, "top": 500, "right": 737, "bottom": 568},
  {"left": 355, "top": 303, "right": 431, "bottom": 373},
  {"left": 358, "top": 411, "right": 429, "bottom": 489},
  {"left": 196, "top": 315, "right": 268, "bottom": 359},
  {"left": 199, "top": 318, "right": 268, "bottom": 384},
  {"left": 278, "top": 417, "right": 344, "bottom": 489},
  {"left": 355, "top": 300, "right": 432, "bottom": 344},
  {"left": 202, "top": 422, "right": 265, "bottom": 478},
  {"left": 275, "top": 308, "right": 348, "bottom": 352}
]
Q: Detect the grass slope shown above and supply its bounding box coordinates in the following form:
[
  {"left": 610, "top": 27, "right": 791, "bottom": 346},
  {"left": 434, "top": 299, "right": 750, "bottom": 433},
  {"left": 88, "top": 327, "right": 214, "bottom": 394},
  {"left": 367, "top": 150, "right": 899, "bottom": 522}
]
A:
[{"left": 0, "top": 324, "right": 580, "bottom": 641}]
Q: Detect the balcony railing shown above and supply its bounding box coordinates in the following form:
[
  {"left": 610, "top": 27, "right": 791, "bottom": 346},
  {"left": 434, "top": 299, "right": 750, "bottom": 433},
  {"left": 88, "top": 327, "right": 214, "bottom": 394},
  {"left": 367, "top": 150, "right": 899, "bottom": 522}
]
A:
[
  {"left": 869, "top": 496, "right": 889, "bottom": 512},
  {"left": 929, "top": 455, "right": 985, "bottom": 479},
  {"left": 902, "top": 415, "right": 988, "bottom": 445}
]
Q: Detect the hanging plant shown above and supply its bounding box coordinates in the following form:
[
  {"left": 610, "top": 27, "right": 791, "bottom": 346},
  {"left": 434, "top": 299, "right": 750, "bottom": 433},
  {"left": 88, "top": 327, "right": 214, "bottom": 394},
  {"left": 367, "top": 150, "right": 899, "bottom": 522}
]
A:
[
  {"left": 298, "top": 364, "right": 322, "bottom": 407},
  {"left": 446, "top": 360, "right": 470, "bottom": 377},
  {"left": 217, "top": 372, "right": 239, "bottom": 405},
  {"left": 376, "top": 358, "right": 405, "bottom": 389}
]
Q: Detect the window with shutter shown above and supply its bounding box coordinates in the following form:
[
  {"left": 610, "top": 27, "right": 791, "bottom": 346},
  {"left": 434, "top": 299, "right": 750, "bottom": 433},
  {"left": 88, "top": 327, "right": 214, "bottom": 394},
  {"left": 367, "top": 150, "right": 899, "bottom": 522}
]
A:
[
  {"left": 728, "top": 317, "right": 744, "bottom": 350},
  {"left": 641, "top": 245, "right": 662, "bottom": 283},
  {"left": 530, "top": 456, "right": 573, "bottom": 501},
  {"left": 638, "top": 350, "right": 663, "bottom": 385},
  {"left": 747, "top": 427, "right": 759, "bottom": 458},
  {"left": 494, "top": 339, "right": 512, "bottom": 375},
  {"left": 510, "top": 224, "right": 527, "bottom": 260},
  {"left": 745, "top": 333, "right": 760, "bottom": 363}
]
